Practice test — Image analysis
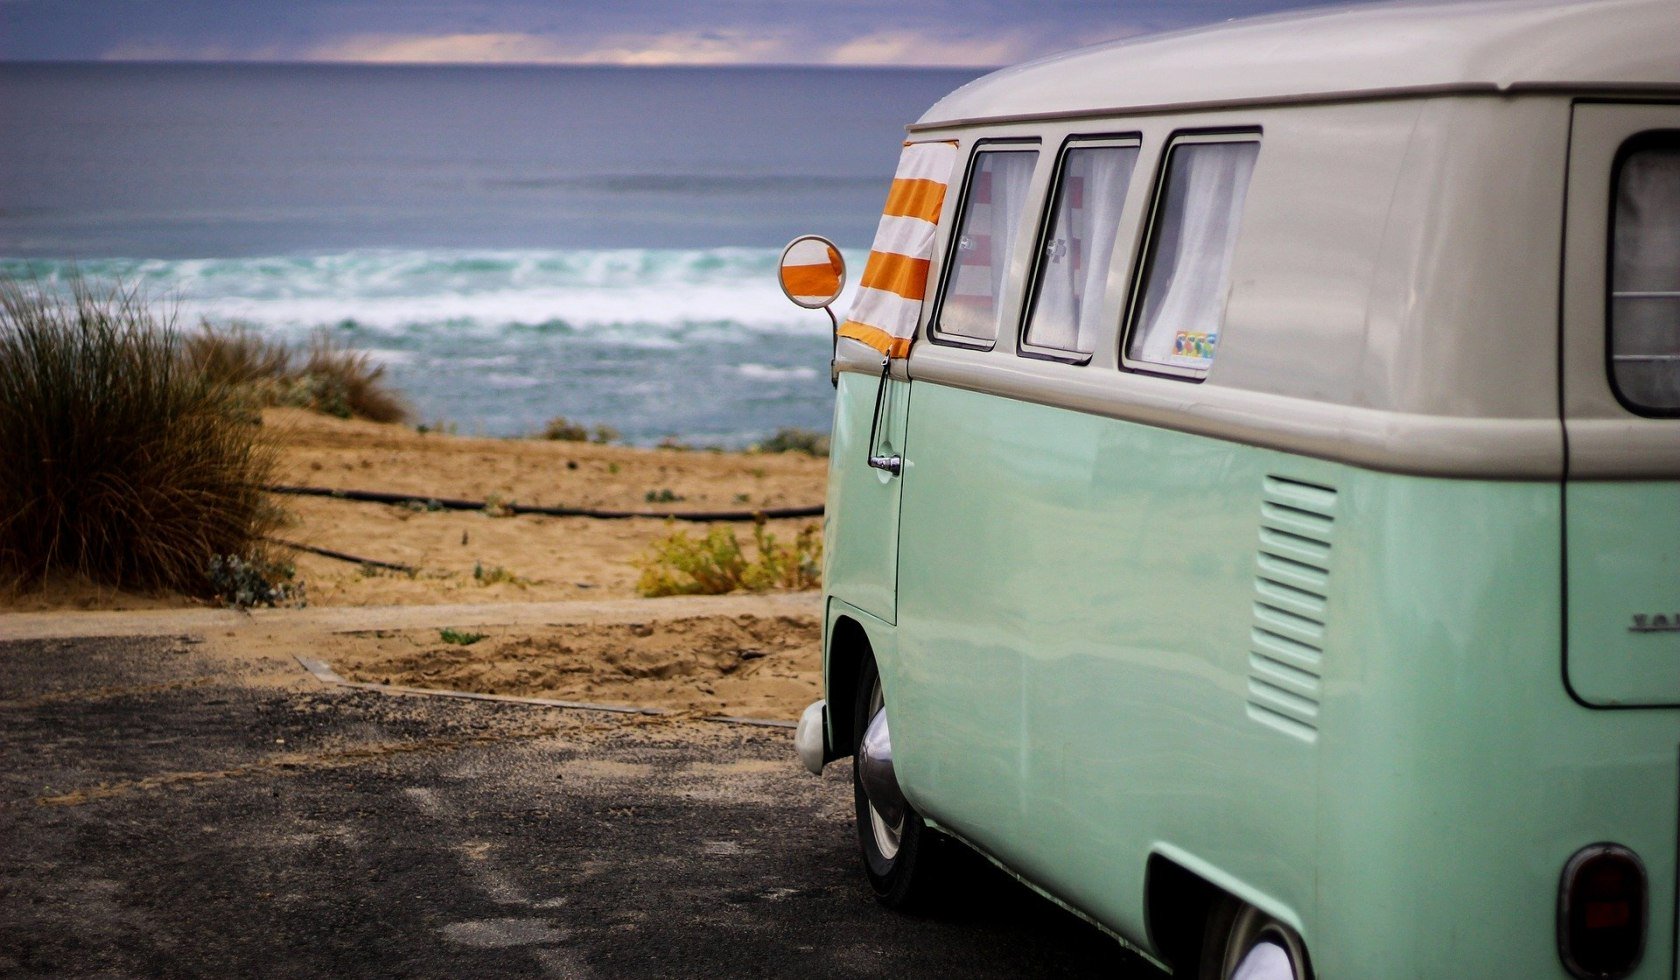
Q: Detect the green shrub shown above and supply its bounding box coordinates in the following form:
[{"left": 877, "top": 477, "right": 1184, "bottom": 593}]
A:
[
  {"left": 755, "top": 427, "right": 830, "bottom": 457},
  {"left": 636, "top": 519, "right": 821, "bottom": 597},
  {"left": 207, "top": 553, "right": 303, "bottom": 608},
  {"left": 0, "top": 277, "right": 284, "bottom": 594},
  {"left": 439, "top": 628, "right": 487, "bottom": 646}
]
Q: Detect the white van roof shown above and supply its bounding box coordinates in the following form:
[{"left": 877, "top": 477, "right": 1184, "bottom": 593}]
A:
[{"left": 915, "top": 0, "right": 1680, "bottom": 128}]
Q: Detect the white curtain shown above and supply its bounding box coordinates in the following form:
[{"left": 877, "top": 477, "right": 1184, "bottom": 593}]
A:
[
  {"left": 1027, "top": 146, "right": 1137, "bottom": 353},
  {"left": 941, "top": 149, "right": 1037, "bottom": 342},
  {"left": 1612, "top": 146, "right": 1680, "bottom": 409},
  {"left": 1129, "top": 141, "right": 1259, "bottom": 370}
]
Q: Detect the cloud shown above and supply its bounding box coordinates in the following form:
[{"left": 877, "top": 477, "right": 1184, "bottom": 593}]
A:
[
  {"left": 300, "top": 27, "right": 1032, "bottom": 68},
  {"left": 260, "top": 28, "right": 794, "bottom": 67},
  {"left": 569, "top": 30, "right": 791, "bottom": 66},
  {"left": 92, "top": 20, "right": 1144, "bottom": 69},
  {"left": 825, "top": 30, "right": 1030, "bottom": 67},
  {"left": 30, "top": 1, "right": 1363, "bottom": 66},
  {"left": 305, "top": 32, "right": 575, "bottom": 64}
]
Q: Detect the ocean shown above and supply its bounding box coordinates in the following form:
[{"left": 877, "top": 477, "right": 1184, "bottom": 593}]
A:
[{"left": 0, "top": 62, "right": 983, "bottom": 443}]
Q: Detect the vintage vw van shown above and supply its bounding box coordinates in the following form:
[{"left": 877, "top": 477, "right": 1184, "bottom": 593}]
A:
[{"left": 781, "top": 1, "right": 1680, "bottom": 977}]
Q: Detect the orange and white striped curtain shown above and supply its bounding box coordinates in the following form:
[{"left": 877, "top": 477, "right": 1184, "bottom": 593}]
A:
[{"left": 837, "top": 140, "right": 960, "bottom": 359}]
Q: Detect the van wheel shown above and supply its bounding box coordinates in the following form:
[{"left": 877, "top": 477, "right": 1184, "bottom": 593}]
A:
[
  {"left": 1199, "top": 898, "right": 1311, "bottom": 980},
  {"left": 852, "top": 652, "right": 944, "bottom": 909}
]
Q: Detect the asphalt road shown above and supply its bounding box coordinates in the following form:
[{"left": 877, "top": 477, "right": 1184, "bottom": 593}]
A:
[{"left": 0, "top": 633, "right": 1161, "bottom": 978}]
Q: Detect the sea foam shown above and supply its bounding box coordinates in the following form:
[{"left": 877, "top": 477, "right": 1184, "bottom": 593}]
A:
[
  {"left": 3, "top": 247, "right": 859, "bottom": 340},
  {"left": 0, "top": 246, "right": 856, "bottom": 443}
]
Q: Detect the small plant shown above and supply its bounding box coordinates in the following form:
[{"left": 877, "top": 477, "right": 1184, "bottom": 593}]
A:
[
  {"left": 635, "top": 518, "right": 822, "bottom": 597},
  {"left": 755, "top": 427, "right": 830, "bottom": 457},
  {"left": 608, "top": 462, "right": 620, "bottom": 475},
  {"left": 439, "top": 627, "right": 487, "bottom": 646},
  {"left": 541, "top": 416, "right": 618, "bottom": 443},
  {"left": 482, "top": 493, "right": 515, "bottom": 518},
  {"left": 644, "top": 488, "right": 684, "bottom": 504},
  {"left": 207, "top": 554, "right": 304, "bottom": 608},
  {"left": 656, "top": 436, "right": 691, "bottom": 451},
  {"left": 416, "top": 419, "right": 456, "bottom": 436},
  {"left": 472, "top": 561, "right": 529, "bottom": 587},
  {"left": 540, "top": 416, "right": 588, "bottom": 441}
]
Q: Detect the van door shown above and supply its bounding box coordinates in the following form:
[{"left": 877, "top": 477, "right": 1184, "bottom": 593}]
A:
[
  {"left": 1560, "top": 102, "right": 1680, "bottom": 708},
  {"left": 825, "top": 363, "right": 909, "bottom": 624}
]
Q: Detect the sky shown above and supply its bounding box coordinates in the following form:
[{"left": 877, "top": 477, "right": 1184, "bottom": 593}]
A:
[{"left": 0, "top": 0, "right": 1365, "bottom": 68}]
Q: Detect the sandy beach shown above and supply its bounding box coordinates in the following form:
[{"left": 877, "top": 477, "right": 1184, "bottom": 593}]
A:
[{"left": 3, "top": 408, "right": 830, "bottom": 719}]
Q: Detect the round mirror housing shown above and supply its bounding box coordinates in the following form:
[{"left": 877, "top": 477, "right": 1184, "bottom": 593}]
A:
[{"left": 778, "top": 235, "right": 846, "bottom": 310}]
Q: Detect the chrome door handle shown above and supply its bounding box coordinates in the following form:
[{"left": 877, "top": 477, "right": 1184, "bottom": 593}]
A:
[{"left": 864, "top": 358, "right": 902, "bottom": 478}]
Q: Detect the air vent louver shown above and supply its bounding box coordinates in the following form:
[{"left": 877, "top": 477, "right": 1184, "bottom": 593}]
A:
[{"left": 1248, "top": 475, "right": 1336, "bottom": 741}]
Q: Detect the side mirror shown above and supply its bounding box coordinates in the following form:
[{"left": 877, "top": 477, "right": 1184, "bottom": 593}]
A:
[
  {"left": 778, "top": 235, "right": 846, "bottom": 310},
  {"left": 778, "top": 235, "right": 847, "bottom": 387}
]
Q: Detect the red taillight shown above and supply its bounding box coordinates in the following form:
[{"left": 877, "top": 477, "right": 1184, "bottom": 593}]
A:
[{"left": 1559, "top": 844, "right": 1647, "bottom": 979}]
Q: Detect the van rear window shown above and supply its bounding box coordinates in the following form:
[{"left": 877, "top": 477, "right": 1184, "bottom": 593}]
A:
[
  {"left": 1124, "top": 137, "right": 1259, "bottom": 379},
  {"left": 1022, "top": 141, "right": 1140, "bottom": 357},
  {"left": 934, "top": 147, "right": 1038, "bottom": 346},
  {"left": 1610, "top": 138, "right": 1680, "bottom": 415}
]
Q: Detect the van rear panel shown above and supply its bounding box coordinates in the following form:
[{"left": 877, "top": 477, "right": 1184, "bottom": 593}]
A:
[{"left": 1565, "top": 482, "right": 1680, "bottom": 707}]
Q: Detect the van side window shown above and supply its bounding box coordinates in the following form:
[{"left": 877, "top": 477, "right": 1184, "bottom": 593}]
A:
[
  {"left": 1123, "top": 137, "right": 1259, "bottom": 379},
  {"left": 1610, "top": 136, "right": 1680, "bottom": 415},
  {"left": 1022, "top": 141, "right": 1140, "bottom": 357},
  {"left": 934, "top": 147, "right": 1039, "bottom": 346}
]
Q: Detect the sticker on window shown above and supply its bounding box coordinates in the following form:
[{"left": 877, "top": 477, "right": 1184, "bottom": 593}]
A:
[{"left": 1126, "top": 138, "right": 1259, "bottom": 377}]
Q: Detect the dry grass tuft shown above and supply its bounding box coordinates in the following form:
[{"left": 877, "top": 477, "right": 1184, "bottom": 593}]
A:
[
  {"left": 184, "top": 324, "right": 409, "bottom": 424},
  {"left": 296, "top": 332, "right": 409, "bottom": 424},
  {"left": 0, "top": 277, "right": 284, "bottom": 594}
]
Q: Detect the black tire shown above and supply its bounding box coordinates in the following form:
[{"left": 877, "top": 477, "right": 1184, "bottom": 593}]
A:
[
  {"left": 1198, "top": 897, "right": 1311, "bottom": 980},
  {"left": 852, "top": 651, "right": 945, "bottom": 910}
]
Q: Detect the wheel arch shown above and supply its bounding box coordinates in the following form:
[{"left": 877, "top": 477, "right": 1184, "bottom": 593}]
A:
[
  {"left": 1145, "top": 853, "right": 1223, "bottom": 972},
  {"left": 825, "top": 614, "right": 871, "bottom": 760},
  {"left": 1145, "top": 850, "right": 1312, "bottom": 977}
]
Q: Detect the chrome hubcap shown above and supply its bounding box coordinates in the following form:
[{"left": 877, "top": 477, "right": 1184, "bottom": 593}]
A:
[
  {"left": 1222, "top": 906, "right": 1306, "bottom": 980},
  {"left": 863, "top": 678, "right": 903, "bottom": 860},
  {"left": 1230, "top": 940, "right": 1294, "bottom": 980}
]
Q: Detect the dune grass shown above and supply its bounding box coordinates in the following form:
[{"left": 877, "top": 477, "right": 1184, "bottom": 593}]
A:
[
  {"left": 185, "top": 323, "right": 410, "bottom": 424},
  {"left": 0, "top": 277, "right": 285, "bottom": 596}
]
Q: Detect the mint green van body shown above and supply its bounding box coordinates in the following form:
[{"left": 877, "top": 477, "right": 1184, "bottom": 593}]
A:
[{"left": 802, "top": 2, "right": 1680, "bottom": 976}]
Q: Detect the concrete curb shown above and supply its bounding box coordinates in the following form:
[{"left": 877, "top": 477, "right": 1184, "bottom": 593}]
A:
[{"left": 0, "top": 593, "right": 823, "bottom": 642}]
